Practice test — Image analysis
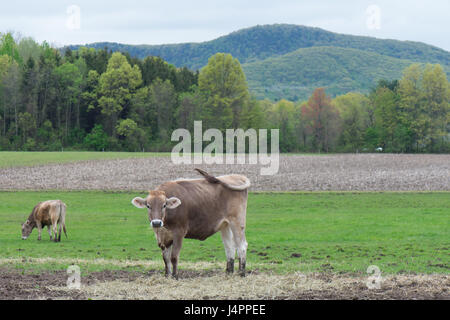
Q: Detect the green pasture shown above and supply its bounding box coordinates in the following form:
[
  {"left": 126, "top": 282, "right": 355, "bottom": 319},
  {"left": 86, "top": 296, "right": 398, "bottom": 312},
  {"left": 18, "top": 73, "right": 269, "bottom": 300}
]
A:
[
  {"left": 0, "top": 151, "right": 332, "bottom": 169},
  {"left": 0, "top": 151, "right": 169, "bottom": 168},
  {"left": 0, "top": 191, "right": 448, "bottom": 275}
]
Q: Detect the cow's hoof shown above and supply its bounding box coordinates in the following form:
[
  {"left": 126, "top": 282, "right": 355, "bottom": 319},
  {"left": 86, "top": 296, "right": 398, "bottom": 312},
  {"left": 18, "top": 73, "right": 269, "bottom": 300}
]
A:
[{"left": 226, "top": 259, "right": 235, "bottom": 274}]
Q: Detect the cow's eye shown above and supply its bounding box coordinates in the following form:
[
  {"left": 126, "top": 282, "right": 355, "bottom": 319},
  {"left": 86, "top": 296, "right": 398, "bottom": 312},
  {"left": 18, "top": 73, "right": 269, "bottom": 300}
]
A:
[
  {"left": 146, "top": 204, "right": 151, "bottom": 209},
  {"left": 163, "top": 203, "right": 167, "bottom": 208}
]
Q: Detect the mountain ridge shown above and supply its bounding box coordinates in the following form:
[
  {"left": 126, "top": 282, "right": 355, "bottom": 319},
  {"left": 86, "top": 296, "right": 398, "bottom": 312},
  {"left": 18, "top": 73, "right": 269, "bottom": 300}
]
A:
[
  {"left": 67, "top": 24, "right": 449, "bottom": 69},
  {"left": 66, "top": 24, "right": 450, "bottom": 100},
  {"left": 242, "top": 45, "right": 427, "bottom": 100}
]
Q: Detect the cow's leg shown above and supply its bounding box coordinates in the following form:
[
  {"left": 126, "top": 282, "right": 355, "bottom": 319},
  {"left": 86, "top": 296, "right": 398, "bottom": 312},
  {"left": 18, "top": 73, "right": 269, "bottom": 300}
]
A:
[
  {"left": 36, "top": 221, "right": 42, "bottom": 241},
  {"left": 162, "top": 245, "right": 173, "bottom": 277},
  {"left": 52, "top": 222, "right": 58, "bottom": 243},
  {"left": 47, "top": 225, "right": 52, "bottom": 241},
  {"left": 230, "top": 221, "right": 248, "bottom": 277},
  {"left": 220, "top": 225, "right": 236, "bottom": 274},
  {"left": 58, "top": 221, "right": 62, "bottom": 242},
  {"left": 170, "top": 234, "right": 184, "bottom": 280}
]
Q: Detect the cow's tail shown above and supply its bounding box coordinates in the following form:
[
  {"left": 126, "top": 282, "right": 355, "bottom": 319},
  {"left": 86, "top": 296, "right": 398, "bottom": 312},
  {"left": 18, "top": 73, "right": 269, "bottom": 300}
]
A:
[
  {"left": 194, "top": 168, "right": 250, "bottom": 191},
  {"left": 60, "top": 201, "right": 68, "bottom": 239}
]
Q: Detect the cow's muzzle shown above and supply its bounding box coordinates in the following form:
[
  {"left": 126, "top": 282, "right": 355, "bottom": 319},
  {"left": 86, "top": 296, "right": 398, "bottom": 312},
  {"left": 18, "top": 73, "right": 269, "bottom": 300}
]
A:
[{"left": 151, "top": 219, "right": 164, "bottom": 228}]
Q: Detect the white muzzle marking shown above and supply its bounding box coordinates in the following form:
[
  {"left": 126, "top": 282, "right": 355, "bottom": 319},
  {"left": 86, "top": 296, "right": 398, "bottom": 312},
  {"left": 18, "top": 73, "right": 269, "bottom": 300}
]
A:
[{"left": 151, "top": 219, "right": 164, "bottom": 228}]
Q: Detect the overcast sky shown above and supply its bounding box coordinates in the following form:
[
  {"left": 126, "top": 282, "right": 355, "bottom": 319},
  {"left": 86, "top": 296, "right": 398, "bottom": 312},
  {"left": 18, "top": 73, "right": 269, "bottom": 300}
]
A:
[{"left": 1, "top": 0, "right": 449, "bottom": 51}]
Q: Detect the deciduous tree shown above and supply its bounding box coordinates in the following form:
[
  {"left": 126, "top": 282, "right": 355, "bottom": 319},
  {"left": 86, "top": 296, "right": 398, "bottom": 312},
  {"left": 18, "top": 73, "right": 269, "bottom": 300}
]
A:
[
  {"left": 301, "top": 88, "right": 339, "bottom": 152},
  {"left": 199, "top": 53, "right": 249, "bottom": 129}
]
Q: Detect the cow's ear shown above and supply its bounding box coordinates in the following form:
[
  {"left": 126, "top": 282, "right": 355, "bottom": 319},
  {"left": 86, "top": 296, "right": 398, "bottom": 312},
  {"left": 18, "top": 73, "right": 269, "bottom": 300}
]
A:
[
  {"left": 166, "top": 197, "right": 181, "bottom": 209},
  {"left": 131, "top": 197, "right": 147, "bottom": 209}
]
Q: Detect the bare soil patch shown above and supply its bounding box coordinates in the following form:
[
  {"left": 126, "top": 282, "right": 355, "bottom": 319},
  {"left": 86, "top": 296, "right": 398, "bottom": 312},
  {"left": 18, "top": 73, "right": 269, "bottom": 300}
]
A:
[
  {"left": 0, "top": 267, "right": 448, "bottom": 300},
  {"left": 0, "top": 267, "right": 142, "bottom": 300},
  {"left": 0, "top": 154, "right": 448, "bottom": 191}
]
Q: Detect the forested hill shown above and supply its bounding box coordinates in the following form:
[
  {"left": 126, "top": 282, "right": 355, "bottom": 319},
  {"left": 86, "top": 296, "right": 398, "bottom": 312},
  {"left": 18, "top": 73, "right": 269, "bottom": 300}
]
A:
[
  {"left": 1, "top": 30, "right": 448, "bottom": 153},
  {"left": 242, "top": 46, "right": 421, "bottom": 101},
  {"left": 66, "top": 24, "right": 450, "bottom": 100},
  {"left": 68, "top": 24, "right": 450, "bottom": 70}
]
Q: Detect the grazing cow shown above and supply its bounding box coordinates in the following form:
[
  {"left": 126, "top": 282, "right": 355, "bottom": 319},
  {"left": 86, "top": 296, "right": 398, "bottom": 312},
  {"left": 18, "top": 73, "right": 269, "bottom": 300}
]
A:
[
  {"left": 131, "top": 169, "right": 250, "bottom": 279},
  {"left": 21, "top": 200, "right": 67, "bottom": 242}
]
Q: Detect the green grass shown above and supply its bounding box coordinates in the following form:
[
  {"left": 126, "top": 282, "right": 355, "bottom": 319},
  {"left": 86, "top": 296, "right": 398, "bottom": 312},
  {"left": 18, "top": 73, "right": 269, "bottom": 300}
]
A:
[
  {"left": 0, "top": 151, "right": 169, "bottom": 168},
  {"left": 0, "top": 191, "right": 448, "bottom": 275},
  {"left": 0, "top": 151, "right": 343, "bottom": 170}
]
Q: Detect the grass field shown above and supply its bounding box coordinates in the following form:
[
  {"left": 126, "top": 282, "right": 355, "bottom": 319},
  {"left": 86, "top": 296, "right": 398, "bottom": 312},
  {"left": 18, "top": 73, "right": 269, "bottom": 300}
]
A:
[
  {"left": 0, "top": 151, "right": 169, "bottom": 168},
  {"left": 0, "top": 151, "right": 319, "bottom": 169},
  {"left": 1, "top": 191, "right": 448, "bottom": 276},
  {"left": 1, "top": 151, "right": 448, "bottom": 299}
]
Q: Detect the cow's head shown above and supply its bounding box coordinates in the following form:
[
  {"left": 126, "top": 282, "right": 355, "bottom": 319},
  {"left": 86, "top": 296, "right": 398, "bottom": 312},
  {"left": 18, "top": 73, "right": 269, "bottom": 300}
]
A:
[
  {"left": 131, "top": 190, "right": 181, "bottom": 228},
  {"left": 21, "top": 220, "right": 35, "bottom": 240}
]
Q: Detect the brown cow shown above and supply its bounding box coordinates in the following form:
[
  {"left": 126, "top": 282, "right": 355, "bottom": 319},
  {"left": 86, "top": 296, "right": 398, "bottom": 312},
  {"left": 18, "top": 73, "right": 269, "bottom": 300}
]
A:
[
  {"left": 131, "top": 169, "right": 250, "bottom": 279},
  {"left": 21, "top": 200, "right": 67, "bottom": 242}
]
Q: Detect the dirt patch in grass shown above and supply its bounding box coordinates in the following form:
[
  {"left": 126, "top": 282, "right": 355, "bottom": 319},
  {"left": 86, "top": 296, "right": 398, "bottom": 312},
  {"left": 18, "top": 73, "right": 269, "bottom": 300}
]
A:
[
  {"left": 1, "top": 267, "right": 448, "bottom": 300},
  {"left": 0, "top": 267, "right": 143, "bottom": 300}
]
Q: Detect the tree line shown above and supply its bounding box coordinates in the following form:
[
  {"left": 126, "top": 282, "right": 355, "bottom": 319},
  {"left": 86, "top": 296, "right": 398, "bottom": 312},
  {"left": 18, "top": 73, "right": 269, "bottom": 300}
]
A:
[{"left": 0, "top": 32, "right": 449, "bottom": 153}]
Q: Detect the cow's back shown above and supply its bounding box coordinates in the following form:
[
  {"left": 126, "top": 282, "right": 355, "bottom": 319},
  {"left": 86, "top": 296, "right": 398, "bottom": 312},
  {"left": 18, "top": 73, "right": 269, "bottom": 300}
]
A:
[{"left": 34, "top": 200, "right": 62, "bottom": 226}]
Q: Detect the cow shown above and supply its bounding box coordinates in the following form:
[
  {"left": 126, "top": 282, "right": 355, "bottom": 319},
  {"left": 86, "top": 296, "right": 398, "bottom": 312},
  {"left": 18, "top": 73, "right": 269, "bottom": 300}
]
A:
[
  {"left": 21, "top": 200, "right": 67, "bottom": 242},
  {"left": 131, "top": 169, "right": 250, "bottom": 279}
]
